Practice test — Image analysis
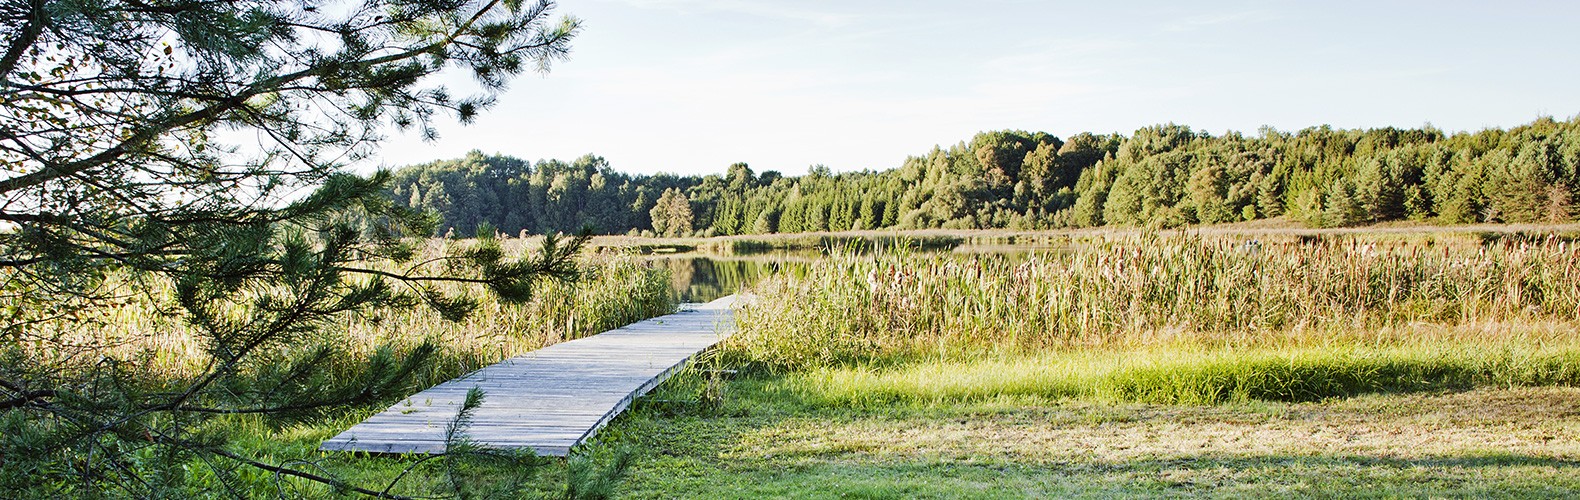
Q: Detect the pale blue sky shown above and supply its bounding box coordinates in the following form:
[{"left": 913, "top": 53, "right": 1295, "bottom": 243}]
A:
[{"left": 371, "top": 0, "right": 1580, "bottom": 176}]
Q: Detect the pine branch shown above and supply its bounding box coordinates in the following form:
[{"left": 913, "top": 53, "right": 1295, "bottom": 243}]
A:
[
  {"left": 0, "top": 389, "right": 55, "bottom": 410},
  {"left": 204, "top": 447, "right": 421, "bottom": 500},
  {"left": 0, "top": 0, "right": 46, "bottom": 78}
]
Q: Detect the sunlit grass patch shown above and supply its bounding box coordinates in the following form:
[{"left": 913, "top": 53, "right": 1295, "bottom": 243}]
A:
[
  {"left": 609, "top": 374, "right": 1580, "bottom": 498},
  {"left": 779, "top": 342, "right": 1580, "bottom": 406}
]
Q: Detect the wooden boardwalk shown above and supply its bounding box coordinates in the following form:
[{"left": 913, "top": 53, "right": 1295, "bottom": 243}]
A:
[{"left": 320, "top": 295, "right": 739, "bottom": 456}]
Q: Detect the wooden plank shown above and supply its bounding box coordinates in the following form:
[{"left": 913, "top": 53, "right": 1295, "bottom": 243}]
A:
[{"left": 320, "top": 295, "right": 739, "bottom": 457}]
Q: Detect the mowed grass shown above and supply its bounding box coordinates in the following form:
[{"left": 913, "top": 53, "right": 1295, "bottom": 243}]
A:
[
  {"left": 591, "top": 342, "right": 1580, "bottom": 497},
  {"left": 592, "top": 368, "right": 1580, "bottom": 498}
]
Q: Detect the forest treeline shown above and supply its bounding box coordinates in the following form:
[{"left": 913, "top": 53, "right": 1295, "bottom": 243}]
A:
[{"left": 387, "top": 116, "right": 1580, "bottom": 237}]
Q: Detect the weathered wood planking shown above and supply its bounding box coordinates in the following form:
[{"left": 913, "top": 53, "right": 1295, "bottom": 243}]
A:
[{"left": 320, "top": 295, "right": 739, "bottom": 457}]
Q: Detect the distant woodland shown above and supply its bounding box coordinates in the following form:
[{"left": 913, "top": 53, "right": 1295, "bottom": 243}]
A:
[{"left": 387, "top": 116, "right": 1580, "bottom": 237}]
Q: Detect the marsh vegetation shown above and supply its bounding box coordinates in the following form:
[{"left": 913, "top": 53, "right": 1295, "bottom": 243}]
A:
[
  {"left": 11, "top": 227, "right": 1580, "bottom": 497},
  {"left": 590, "top": 229, "right": 1580, "bottom": 498}
]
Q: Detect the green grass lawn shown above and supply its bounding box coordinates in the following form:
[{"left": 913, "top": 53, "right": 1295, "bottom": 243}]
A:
[{"left": 587, "top": 364, "right": 1580, "bottom": 499}]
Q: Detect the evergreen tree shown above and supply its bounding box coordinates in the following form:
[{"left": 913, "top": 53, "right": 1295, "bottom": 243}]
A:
[
  {"left": 1322, "top": 179, "right": 1367, "bottom": 227},
  {"left": 0, "top": 0, "right": 587, "bottom": 495}
]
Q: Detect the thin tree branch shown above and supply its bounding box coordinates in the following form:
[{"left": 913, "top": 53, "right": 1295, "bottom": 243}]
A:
[{"left": 0, "top": 0, "right": 47, "bottom": 78}]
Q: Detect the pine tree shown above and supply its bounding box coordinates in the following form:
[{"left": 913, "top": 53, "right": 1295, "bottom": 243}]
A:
[
  {"left": 1323, "top": 179, "right": 1366, "bottom": 227},
  {"left": 0, "top": 0, "right": 586, "bottom": 495}
]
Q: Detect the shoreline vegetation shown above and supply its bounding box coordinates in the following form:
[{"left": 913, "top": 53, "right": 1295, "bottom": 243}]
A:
[
  {"left": 387, "top": 116, "right": 1580, "bottom": 242},
  {"left": 578, "top": 220, "right": 1580, "bottom": 256}
]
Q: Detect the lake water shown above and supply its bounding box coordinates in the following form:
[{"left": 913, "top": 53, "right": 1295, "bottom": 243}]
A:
[{"left": 641, "top": 254, "right": 809, "bottom": 303}]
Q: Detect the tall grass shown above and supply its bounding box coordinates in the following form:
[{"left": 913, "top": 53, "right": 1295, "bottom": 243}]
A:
[
  {"left": 678, "top": 234, "right": 964, "bottom": 255},
  {"left": 2, "top": 242, "right": 676, "bottom": 494},
  {"left": 346, "top": 250, "right": 678, "bottom": 385},
  {"left": 35, "top": 247, "right": 676, "bottom": 389},
  {"left": 789, "top": 337, "right": 1580, "bottom": 405},
  {"left": 729, "top": 233, "right": 1580, "bottom": 373}
]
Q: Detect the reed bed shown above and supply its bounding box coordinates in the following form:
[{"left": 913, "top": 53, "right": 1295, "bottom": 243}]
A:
[
  {"left": 729, "top": 233, "right": 1580, "bottom": 372},
  {"left": 687, "top": 234, "right": 964, "bottom": 255},
  {"left": 2, "top": 246, "right": 675, "bottom": 497},
  {"left": 23, "top": 248, "right": 676, "bottom": 388},
  {"left": 343, "top": 251, "right": 677, "bottom": 384}
]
